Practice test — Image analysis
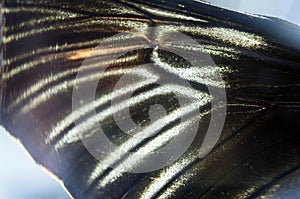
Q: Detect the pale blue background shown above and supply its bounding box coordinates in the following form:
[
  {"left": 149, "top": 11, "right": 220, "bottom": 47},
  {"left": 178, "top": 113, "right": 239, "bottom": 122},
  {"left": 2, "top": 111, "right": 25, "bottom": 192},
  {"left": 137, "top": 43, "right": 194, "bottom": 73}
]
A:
[
  {"left": 205, "top": 0, "right": 300, "bottom": 26},
  {"left": 0, "top": 127, "right": 71, "bottom": 199},
  {"left": 0, "top": 1, "right": 299, "bottom": 198}
]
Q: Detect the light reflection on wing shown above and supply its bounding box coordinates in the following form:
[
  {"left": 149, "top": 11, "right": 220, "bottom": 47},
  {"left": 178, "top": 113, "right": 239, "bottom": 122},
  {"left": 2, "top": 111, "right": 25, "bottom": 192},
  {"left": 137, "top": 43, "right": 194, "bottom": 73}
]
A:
[{"left": 1, "top": 0, "right": 300, "bottom": 199}]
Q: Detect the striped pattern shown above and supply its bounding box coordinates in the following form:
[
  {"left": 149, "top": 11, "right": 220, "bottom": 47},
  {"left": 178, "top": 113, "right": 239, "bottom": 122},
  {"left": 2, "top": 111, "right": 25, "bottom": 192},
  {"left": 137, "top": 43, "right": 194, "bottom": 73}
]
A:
[{"left": 1, "top": 0, "right": 300, "bottom": 198}]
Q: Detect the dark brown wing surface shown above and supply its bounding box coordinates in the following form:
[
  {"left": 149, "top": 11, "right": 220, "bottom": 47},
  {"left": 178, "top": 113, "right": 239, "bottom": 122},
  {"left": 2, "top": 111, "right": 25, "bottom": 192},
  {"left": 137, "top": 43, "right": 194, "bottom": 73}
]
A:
[{"left": 1, "top": 0, "right": 300, "bottom": 198}]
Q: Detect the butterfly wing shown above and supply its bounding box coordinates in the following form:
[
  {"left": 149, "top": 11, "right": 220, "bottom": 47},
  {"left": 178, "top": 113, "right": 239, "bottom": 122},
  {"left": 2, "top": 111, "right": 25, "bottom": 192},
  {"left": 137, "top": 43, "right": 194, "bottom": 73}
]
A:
[{"left": 1, "top": 0, "right": 300, "bottom": 198}]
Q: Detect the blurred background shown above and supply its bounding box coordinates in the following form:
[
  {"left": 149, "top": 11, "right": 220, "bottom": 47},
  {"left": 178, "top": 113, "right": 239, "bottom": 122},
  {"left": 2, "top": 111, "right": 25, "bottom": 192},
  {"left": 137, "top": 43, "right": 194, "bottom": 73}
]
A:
[
  {"left": 0, "top": 0, "right": 299, "bottom": 198},
  {"left": 0, "top": 127, "right": 71, "bottom": 199},
  {"left": 205, "top": 0, "right": 300, "bottom": 26}
]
